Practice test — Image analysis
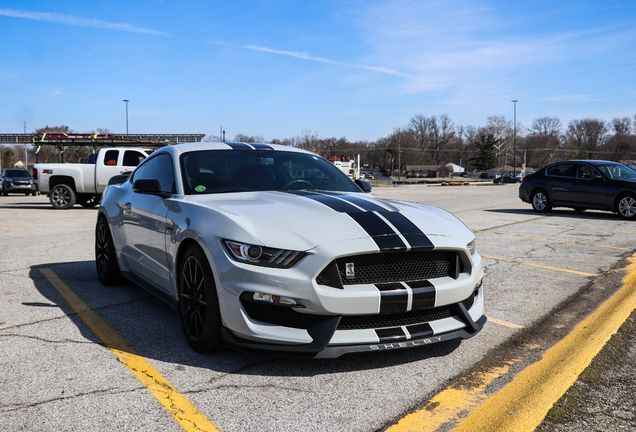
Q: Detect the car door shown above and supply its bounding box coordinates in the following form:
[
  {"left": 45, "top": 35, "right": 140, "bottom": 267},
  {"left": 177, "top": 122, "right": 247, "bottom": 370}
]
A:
[
  {"left": 546, "top": 163, "right": 577, "bottom": 205},
  {"left": 571, "top": 164, "right": 608, "bottom": 209},
  {"left": 120, "top": 153, "right": 176, "bottom": 292}
]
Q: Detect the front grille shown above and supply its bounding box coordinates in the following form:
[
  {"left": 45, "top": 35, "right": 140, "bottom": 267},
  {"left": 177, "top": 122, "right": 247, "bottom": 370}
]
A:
[
  {"left": 316, "top": 250, "right": 460, "bottom": 286},
  {"left": 240, "top": 292, "right": 476, "bottom": 331},
  {"left": 337, "top": 295, "right": 475, "bottom": 330}
]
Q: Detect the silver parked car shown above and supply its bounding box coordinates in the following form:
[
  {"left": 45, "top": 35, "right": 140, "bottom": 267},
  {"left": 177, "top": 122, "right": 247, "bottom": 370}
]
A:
[{"left": 96, "top": 142, "right": 485, "bottom": 357}]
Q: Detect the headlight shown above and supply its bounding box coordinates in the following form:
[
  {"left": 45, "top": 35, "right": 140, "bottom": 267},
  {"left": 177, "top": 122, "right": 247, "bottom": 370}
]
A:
[
  {"left": 467, "top": 239, "right": 476, "bottom": 255},
  {"left": 224, "top": 240, "right": 306, "bottom": 268}
]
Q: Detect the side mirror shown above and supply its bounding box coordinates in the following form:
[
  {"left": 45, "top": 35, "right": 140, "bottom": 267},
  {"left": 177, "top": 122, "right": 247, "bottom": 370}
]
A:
[
  {"left": 590, "top": 174, "right": 603, "bottom": 181},
  {"left": 133, "top": 179, "right": 172, "bottom": 198},
  {"left": 355, "top": 179, "right": 372, "bottom": 193}
]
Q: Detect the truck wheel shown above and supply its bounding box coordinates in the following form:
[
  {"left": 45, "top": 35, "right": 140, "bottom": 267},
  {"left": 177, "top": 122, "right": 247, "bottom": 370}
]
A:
[
  {"left": 79, "top": 195, "right": 99, "bottom": 208},
  {"left": 50, "top": 184, "right": 76, "bottom": 209}
]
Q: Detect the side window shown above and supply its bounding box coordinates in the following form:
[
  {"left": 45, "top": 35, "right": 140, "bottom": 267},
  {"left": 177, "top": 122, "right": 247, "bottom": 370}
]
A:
[
  {"left": 104, "top": 150, "right": 119, "bottom": 166},
  {"left": 547, "top": 164, "right": 575, "bottom": 178},
  {"left": 136, "top": 154, "right": 175, "bottom": 193},
  {"left": 123, "top": 150, "right": 146, "bottom": 167},
  {"left": 576, "top": 165, "right": 597, "bottom": 179}
]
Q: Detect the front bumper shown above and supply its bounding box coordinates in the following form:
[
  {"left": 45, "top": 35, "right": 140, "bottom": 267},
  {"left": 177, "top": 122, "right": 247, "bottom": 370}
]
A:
[
  {"left": 3, "top": 182, "right": 36, "bottom": 194},
  {"left": 222, "top": 290, "right": 486, "bottom": 358}
]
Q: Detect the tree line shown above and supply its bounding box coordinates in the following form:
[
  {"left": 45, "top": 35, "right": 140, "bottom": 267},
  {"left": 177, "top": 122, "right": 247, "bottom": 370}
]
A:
[{"left": 2, "top": 116, "right": 636, "bottom": 172}]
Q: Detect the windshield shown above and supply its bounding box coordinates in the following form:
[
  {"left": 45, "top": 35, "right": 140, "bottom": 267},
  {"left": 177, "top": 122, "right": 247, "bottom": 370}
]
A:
[
  {"left": 4, "top": 169, "right": 31, "bottom": 178},
  {"left": 180, "top": 150, "right": 361, "bottom": 195},
  {"left": 596, "top": 163, "right": 636, "bottom": 180}
]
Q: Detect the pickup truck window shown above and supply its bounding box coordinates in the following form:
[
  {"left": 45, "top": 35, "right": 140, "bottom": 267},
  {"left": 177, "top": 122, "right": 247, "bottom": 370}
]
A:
[
  {"left": 104, "top": 150, "right": 119, "bottom": 166},
  {"left": 123, "top": 150, "right": 146, "bottom": 167}
]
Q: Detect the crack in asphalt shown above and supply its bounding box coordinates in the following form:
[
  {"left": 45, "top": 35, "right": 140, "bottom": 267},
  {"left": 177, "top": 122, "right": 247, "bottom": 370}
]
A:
[
  {"left": 0, "top": 333, "right": 94, "bottom": 345},
  {"left": 0, "top": 387, "right": 145, "bottom": 412}
]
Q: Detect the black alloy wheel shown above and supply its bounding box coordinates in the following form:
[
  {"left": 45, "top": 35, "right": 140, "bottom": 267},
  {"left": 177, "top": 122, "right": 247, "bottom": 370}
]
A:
[
  {"left": 95, "top": 217, "right": 122, "bottom": 285},
  {"left": 50, "top": 184, "right": 76, "bottom": 209},
  {"left": 178, "top": 245, "right": 223, "bottom": 353},
  {"left": 531, "top": 190, "right": 552, "bottom": 213},
  {"left": 618, "top": 194, "right": 636, "bottom": 219}
]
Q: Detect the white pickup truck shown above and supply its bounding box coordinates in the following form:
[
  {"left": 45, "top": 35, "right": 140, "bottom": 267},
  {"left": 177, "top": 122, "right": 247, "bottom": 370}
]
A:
[{"left": 33, "top": 147, "right": 150, "bottom": 209}]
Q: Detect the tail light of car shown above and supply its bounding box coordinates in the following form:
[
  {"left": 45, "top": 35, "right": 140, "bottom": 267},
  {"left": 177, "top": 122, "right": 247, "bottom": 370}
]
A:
[{"left": 32, "top": 168, "right": 37, "bottom": 180}]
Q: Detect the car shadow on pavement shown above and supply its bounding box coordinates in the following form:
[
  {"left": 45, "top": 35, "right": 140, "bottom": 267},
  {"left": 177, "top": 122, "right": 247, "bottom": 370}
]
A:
[
  {"left": 485, "top": 208, "right": 622, "bottom": 221},
  {"left": 29, "top": 261, "right": 464, "bottom": 376}
]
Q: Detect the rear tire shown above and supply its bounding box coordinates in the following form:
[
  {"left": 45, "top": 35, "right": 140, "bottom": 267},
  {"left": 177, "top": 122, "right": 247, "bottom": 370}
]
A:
[
  {"left": 79, "top": 194, "right": 99, "bottom": 208},
  {"left": 617, "top": 194, "right": 636, "bottom": 219},
  {"left": 50, "top": 184, "right": 76, "bottom": 209},
  {"left": 531, "top": 190, "right": 552, "bottom": 213},
  {"left": 178, "top": 245, "right": 224, "bottom": 353}
]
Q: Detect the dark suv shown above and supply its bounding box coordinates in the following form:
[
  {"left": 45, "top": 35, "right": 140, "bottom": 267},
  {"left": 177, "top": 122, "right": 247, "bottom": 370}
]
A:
[
  {"left": 519, "top": 160, "right": 636, "bottom": 219},
  {"left": 1, "top": 169, "right": 37, "bottom": 196}
]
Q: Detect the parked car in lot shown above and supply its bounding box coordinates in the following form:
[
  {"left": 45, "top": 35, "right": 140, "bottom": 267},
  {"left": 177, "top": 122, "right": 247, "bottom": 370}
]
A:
[
  {"left": 519, "top": 160, "right": 636, "bottom": 219},
  {"left": 1, "top": 169, "right": 37, "bottom": 196},
  {"left": 493, "top": 175, "right": 521, "bottom": 184},
  {"left": 96, "top": 142, "right": 485, "bottom": 358},
  {"left": 33, "top": 147, "right": 149, "bottom": 209}
]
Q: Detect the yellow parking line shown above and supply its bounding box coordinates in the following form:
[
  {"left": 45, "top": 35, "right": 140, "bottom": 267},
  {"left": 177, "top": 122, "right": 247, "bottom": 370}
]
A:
[
  {"left": 386, "top": 361, "right": 521, "bottom": 432},
  {"left": 452, "top": 253, "right": 636, "bottom": 431},
  {"left": 487, "top": 316, "right": 524, "bottom": 329},
  {"left": 0, "top": 225, "right": 31, "bottom": 228},
  {"left": 39, "top": 268, "right": 221, "bottom": 432},
  {"left": 476, "top": 230, "right": 627, "bottom": 250},
  {"left": 481, "top": 256, "right": 595, "bottom": 276}
]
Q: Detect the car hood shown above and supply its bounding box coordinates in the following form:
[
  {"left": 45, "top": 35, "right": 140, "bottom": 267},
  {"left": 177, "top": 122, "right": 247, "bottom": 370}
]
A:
[{"left": 181, "top": 190, "right": 472, "bottom": 251}]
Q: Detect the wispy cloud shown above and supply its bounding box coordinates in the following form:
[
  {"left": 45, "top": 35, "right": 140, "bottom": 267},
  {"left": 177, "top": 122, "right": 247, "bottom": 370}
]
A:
[
  {"left": 52, "top": 87, "right": 62, "bottom": 96},
  {"left": 212, "top": 41, "right": 414, "bottom": 78},
  {"left": 539, "top": 95, "right": 602, "bottom": 103},
  {"left": 0, "top": 8, "right": 167, "bottom": 35}
]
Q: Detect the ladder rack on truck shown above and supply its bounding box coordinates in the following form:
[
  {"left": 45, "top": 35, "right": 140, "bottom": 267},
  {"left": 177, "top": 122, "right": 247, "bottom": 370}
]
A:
[{"left": 0, "top": 133, "right": 205, "bottom": 163}]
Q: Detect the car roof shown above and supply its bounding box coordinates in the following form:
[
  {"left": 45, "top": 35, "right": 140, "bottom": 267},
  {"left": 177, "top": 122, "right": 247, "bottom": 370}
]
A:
[{"left": 154, "top": 142, "right": 313, "bottom": 157}]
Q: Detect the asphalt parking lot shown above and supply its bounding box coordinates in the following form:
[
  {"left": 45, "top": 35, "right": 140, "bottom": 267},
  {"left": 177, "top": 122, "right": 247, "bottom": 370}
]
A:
[{"left": 1, "top": 183, "right": 635, "bottom": 431}]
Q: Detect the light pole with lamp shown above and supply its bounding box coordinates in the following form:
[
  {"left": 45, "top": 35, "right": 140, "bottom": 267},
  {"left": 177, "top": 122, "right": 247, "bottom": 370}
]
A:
[
  {"left": 123, "top": 99, "right": 129, "bottom": 136},
  {"left": 512, "top": 100, "right": 518, "bottom": 177}
]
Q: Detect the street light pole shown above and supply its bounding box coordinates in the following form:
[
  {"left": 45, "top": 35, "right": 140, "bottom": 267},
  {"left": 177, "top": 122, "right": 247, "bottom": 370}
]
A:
[
  {"left": 122, "top": 100, "right": 129, "bottom": 136},
  {"left": 512, "top": 100, "right": 518, "bottom": 177}
]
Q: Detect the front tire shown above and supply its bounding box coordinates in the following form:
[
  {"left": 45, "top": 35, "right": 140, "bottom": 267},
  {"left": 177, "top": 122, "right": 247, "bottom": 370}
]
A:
[
  {"left": 178, "top": 245, "right": 223, "bottom": 353},
  {"left": 95, "top": 217, "right": 122, "bottom": 285},
  {"left": 531, "top": 190, "right": 552, "bottom": 213},
  {"left": 50, "top": 184, "right": 76, "bottom": 209},
  {"left": 617, "top": 194, "right": 636, "bottom": 219}
]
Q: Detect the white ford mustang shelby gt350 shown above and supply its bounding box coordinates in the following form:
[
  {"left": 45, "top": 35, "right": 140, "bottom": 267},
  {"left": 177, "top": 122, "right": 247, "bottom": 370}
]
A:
[{"left": 96, "top": 142, "right": 485, "bottom": 358}]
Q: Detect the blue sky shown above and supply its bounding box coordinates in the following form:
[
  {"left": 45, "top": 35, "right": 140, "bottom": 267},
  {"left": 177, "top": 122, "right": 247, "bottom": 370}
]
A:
[{"left": 1, "top": 0, "right": 635, "bottom": 141}]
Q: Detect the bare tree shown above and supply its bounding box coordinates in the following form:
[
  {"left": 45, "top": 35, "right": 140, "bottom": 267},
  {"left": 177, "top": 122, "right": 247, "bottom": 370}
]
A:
[
  {"left": 408, "top": 114, "right": 455, "bottom": 164},
  {"left": 605, "top": 117, "right": 634, "bottom": 161},
  {"left": 485, "top": 116, "right": 513, "bottom": 167},
  {"left": 525, "top": 117, "right": 562, "bottom": 167},
  {"left": 567, "top": 118, "right": 608, "bottom": 159}
]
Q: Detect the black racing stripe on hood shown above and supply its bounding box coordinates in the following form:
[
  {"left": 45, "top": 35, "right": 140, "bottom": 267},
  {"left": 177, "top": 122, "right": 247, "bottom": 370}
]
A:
[
  {"left": 285, "top": 190, "right": 361, "bottom": 212},
  {"left": 379, "top": 211, "right": 434, "bottom": 250},
  {"left": 281, "top": 190, "right": 433, "bottom": 251},
  {"left": 314, "top": 191, "right": 390, "bottom": 212},
  {"left": 348, "top": 212, "right": 408, "bottom": 251}
]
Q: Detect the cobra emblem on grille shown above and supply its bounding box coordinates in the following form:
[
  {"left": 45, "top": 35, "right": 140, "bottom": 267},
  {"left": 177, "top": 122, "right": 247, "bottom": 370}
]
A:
[{"left": 345, "top": 263, "right": 355, "bottom": 279}]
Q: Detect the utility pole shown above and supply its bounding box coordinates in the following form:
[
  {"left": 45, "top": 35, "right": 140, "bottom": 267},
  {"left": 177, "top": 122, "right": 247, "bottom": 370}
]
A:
[
  {"left": 512, "top": 100, "right": 518, "bottom": 177},
  {"left": 123, "top": 100, "right": 129, "bottom": 136},
  {"left": 24, "top": 121, "right": 28, "bottom": 170}
]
